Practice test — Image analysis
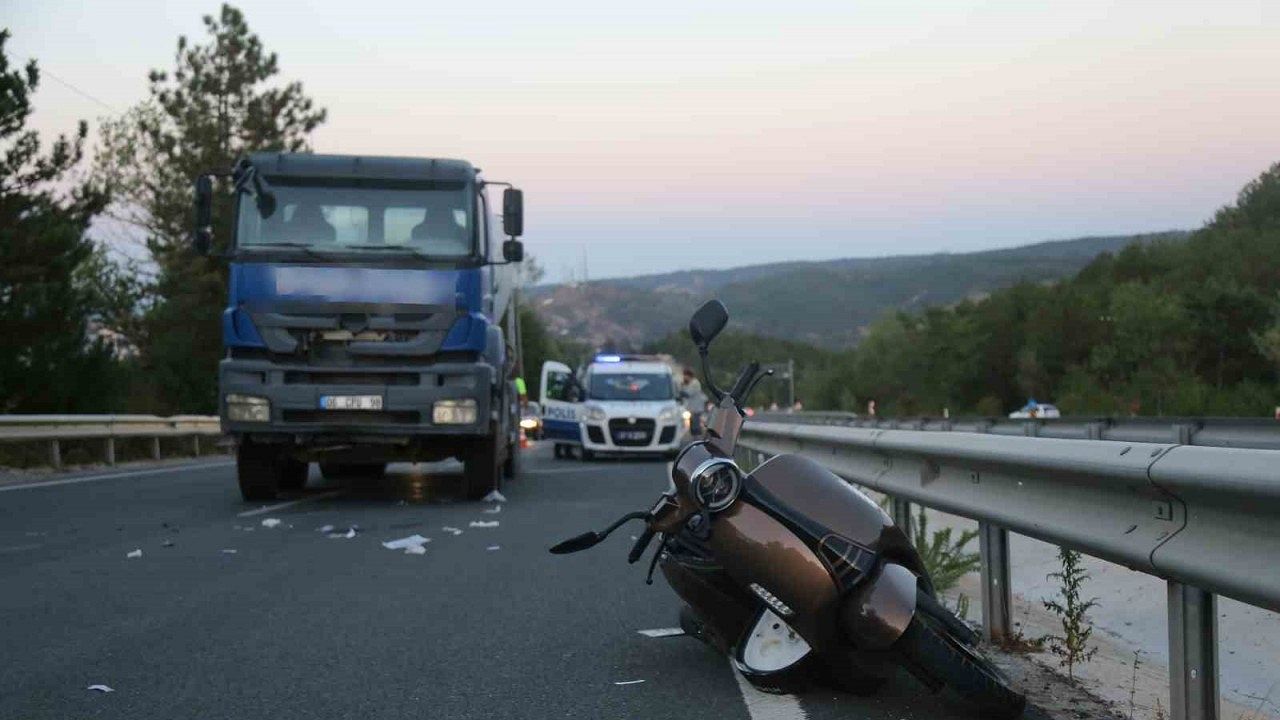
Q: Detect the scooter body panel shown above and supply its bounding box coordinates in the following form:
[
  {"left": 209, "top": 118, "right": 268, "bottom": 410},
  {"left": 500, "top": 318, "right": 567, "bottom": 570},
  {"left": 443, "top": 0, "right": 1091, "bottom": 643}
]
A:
[{"left": 707, "top": 500, "right": 842, "bottom": 650}]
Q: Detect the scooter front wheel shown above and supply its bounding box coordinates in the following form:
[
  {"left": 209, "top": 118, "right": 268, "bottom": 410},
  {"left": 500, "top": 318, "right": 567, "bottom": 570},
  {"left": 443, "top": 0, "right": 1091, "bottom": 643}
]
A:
[{"left": 897, "top": 615, "right": 1026, "bottom": 719}]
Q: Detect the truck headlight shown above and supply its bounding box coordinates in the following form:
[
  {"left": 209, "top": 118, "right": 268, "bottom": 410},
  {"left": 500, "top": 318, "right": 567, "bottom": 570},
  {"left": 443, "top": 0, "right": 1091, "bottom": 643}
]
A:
[
  {"left": 433, "top": 399, "right": 478, "bottom": 425},
  {"left": 583, "top": 404, "right": 607, "bottom": 423},
  {"left": 658, "top": 406, "right": 680, "bottom": 423},
  {"left": 225, "top": 394, "right": 270, "bottom": 422}
]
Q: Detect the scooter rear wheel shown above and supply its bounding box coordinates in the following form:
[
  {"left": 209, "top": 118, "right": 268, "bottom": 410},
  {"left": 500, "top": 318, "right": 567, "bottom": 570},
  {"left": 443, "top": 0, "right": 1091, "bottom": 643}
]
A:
[{"left": 897, "top": 615, "right": 1026, "bottom": 719}]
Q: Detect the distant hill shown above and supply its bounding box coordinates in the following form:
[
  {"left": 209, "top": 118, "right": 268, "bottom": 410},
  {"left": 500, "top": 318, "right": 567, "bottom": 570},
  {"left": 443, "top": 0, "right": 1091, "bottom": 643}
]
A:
[{"left": 527, "top": 232, "right": 1188, "bottom": 349}]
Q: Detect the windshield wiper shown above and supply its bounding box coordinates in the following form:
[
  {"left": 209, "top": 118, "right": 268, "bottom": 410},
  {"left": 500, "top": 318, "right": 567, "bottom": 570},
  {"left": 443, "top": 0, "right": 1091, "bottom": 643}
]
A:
[
  {"left": 341, "top": 244, "right": 433, "bottom": 260},
  {"left": 240, "top": 242, "right": 333, "bottom": 260}
]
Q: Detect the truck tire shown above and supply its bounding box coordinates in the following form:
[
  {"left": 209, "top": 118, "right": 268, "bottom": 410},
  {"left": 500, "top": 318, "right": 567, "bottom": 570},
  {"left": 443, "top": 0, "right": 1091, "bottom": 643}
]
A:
[
  {"left": 463, "top": 427, "right": 502, "bottom": 500},
  {"left": 237, "top": 441, "right": 281, "bottom": 502},
  {"left": 503, "top": 440, "right": 521, "bottom": 479},
  {"left": 278, "top": 458, "right": 309, "bottom": 491}
]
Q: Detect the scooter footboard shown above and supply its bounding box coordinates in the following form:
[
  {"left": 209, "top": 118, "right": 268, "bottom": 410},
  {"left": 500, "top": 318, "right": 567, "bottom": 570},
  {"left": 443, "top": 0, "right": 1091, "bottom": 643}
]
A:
[{"left": 839, "top": 562, "right": 918, "bottom": 650}]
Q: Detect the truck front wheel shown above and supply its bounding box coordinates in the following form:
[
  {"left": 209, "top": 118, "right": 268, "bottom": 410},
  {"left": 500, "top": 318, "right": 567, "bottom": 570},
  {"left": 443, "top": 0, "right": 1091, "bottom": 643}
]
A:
[
  {"left": 237, "top": 441, "right": 282, "bottom": 502},
  {"left": 463, "top": 427, "right": 502, "bottom": 500}
]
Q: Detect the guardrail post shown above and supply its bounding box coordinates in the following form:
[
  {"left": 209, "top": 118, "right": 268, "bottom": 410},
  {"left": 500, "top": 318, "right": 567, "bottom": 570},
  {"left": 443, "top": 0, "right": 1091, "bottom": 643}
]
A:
[
  {"left": 105, "top": 437, "right": 115, "bottom": 465},
  {"left": 979, "top": 522, "right": 1012, "bottom": 642},
  {"left": 49, "top": 439, "right": 61, "bottom": 469},
  {"left": 890, "top": 497, "right": 913, "bottom": 537},
  {"left": 1168, "top": 582, "right": 1220, "bottom": 720},
  {"left": 151, "top": 436, "right": 162, "bottom": 460}
]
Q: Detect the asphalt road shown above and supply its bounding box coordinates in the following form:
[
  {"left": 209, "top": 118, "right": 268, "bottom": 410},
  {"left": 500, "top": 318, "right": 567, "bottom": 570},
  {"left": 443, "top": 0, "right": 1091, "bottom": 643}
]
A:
[{"left": 1, "top": 444, "right": 1058, "bottom": 720}]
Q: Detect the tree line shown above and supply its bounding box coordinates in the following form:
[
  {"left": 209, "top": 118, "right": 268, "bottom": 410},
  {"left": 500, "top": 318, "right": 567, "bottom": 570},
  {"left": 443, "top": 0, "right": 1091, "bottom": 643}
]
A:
[{"left": 648, "top": 162, "right": 1280, "bottom": 418}]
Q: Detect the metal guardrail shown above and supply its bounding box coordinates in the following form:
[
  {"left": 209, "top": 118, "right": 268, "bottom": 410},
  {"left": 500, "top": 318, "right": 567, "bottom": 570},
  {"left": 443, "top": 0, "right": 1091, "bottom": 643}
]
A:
[
  {"left": 738, "top": 414, "right": 1280, "bottom": 720},
  {"left": 0, "top": 415, "right": 222, "bottom": 468}
]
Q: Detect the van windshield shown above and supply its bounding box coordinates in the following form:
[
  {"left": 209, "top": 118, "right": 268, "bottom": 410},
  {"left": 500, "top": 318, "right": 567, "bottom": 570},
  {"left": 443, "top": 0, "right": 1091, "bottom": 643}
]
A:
[
  {"left": 236, "top": 179, "right": 474, "bottom": 258},
  {"left": 588, "top": 373, "right": 673, "bottom": 401}
]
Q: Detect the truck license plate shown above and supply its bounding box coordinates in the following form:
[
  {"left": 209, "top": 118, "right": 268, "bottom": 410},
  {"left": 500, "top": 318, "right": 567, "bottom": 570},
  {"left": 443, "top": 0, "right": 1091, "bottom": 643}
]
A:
[{"left": 320, "top": 395, "right": 383, "bottom": 411}]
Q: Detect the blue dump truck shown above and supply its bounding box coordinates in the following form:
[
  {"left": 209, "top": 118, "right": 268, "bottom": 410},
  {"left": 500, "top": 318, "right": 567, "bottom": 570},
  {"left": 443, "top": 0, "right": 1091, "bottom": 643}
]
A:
[{"left": 192, "top": 153, "right": 525, "bottom": 501}]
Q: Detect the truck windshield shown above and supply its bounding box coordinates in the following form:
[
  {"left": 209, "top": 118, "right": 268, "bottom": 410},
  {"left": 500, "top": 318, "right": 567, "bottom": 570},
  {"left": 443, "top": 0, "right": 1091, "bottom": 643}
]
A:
[
  {"left": 236, "top": 179, "right": 474, "bottom": 258},
  {"left": 588, "top": 373, "right": 673, "bottom": 401}
]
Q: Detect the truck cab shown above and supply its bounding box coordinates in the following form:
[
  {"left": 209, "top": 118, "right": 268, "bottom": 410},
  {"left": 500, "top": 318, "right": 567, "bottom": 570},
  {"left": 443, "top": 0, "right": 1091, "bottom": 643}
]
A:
[{"left": 194, "top": 153, "right": 525, "bottom": 501}]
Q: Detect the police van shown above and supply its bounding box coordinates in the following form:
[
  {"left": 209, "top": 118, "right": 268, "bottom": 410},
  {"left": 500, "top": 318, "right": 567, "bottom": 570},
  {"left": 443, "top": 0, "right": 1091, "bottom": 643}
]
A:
[{"left": 540, "top": 354, "right": 688, "bottom": 459}]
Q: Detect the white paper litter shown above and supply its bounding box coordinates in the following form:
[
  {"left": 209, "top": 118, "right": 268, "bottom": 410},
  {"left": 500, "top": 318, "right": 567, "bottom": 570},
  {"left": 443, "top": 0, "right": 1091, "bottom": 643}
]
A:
[
  {"left": 441, "top": 526, "right": 463, "bottom": 536},
  {"left": 260, "top": 518, "right": 281, "bottom": 528},
  {"left": 637, "top": 627, "right": 685, "bottom": 638},
  {"left": 486, "top": 545, "right": 501, "bottom": 551},
  {"left": 614, "top": 679, "right": 645, "bottom": 686},
  {"left": 221, "top": 548, "right": 237, "bottom": 554},
  {"left": 327, "top": 528, "right": 357, "bottom": 539},
  {"left": 381, "top": 534, "right": 430, "bottom": 550},
  {"left": 468, "top": 521, "right": 499, "bottom": 528},
  {"left": 87, "top": 684, "right": 114, "bottom": 693},
  {"left": 317, "top": 524, "right": 335, "bottom": 534},
  {"left": 125, "top": 549, "right": 142, "bottom": 559},
  {"left": 404, "top": 544, "right": 427, "bottom": 555},
  {"left": 482, "top": 489, "right": 506, "bottom": 503},
  {"left": 481, "top": 505, "right": 502, "bottom": 514}
]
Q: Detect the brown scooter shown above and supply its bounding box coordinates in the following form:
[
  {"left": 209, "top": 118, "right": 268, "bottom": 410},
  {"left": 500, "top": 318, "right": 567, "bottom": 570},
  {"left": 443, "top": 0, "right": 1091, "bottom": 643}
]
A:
[{"left": 551, "top": 300, "right": 1025, "bottom": 719}]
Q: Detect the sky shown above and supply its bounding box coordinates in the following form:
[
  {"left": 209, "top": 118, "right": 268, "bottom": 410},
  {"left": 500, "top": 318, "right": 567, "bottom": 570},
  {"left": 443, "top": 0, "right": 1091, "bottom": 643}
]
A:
[{"left": 6, "top": 0, "right": 1280, "bottom": 282}]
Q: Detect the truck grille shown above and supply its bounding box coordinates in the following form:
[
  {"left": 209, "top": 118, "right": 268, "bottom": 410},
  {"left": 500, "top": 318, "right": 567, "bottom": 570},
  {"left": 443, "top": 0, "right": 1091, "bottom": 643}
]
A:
[{"left": 608, "top": 418, "right": 655, "bottom": 446}]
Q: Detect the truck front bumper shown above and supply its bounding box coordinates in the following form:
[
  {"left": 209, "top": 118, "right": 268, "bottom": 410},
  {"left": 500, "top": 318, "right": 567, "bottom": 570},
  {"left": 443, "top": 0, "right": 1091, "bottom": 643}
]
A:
[{"left": 219, "top": 358, "right": 495, "bottom": 440}]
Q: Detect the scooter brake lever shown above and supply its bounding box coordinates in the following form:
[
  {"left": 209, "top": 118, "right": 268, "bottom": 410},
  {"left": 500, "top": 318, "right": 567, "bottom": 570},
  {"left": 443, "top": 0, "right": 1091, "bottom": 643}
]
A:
[
  {"left": 644, "top": 534, "right": 666, "bottom": 585},
  {"left": 688, "top": 507, "right": 713, "bottom": 541}
]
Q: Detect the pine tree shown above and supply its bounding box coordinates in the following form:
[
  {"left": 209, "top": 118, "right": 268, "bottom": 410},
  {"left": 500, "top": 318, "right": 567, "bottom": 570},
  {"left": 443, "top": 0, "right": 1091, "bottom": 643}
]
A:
[
  {"left": 95, "top": 4, "right": 326, "bottom": 412},
  {"left": 0, "top": 30, "right": 114, "bottom": 412}
]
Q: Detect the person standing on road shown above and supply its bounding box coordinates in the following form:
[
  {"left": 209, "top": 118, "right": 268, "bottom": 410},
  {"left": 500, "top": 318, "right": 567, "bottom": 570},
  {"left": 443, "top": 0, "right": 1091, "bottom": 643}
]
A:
[{"left": 679, "top": 368, "right": 706, "bottom": 434}]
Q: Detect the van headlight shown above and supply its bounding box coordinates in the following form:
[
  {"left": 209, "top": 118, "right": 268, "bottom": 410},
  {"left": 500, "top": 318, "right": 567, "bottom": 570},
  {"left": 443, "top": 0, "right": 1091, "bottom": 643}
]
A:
[
  {"left": 225, "top": 394, "right": 270, "bottom": 422},
  {"left": 690, "top": 458, "right": 743, "bottom": 512},
  {"left": 583, "top": 404, "right": 607, "bottom": 423},
  {"left": 433, "top": 399, "right": 478, "bottom": 424},
  {"left": 657, "top": 406, "right": 680, "bottom": 423}
]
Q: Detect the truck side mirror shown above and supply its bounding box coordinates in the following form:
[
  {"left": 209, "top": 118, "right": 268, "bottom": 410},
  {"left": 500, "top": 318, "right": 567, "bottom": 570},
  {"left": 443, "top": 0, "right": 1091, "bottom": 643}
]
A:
[
  {"left": 503, "top": 239, "right": 524, "bottom": 262},
  {"left": 503, "top": 188, "right": 524, "bottom": 237},
  {"left": 192, "top": 174, "right": 214, "bottom": 256}
]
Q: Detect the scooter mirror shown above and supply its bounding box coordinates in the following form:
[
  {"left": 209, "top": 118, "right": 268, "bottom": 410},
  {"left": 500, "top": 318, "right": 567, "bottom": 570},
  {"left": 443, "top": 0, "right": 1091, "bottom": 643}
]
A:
[
  {"left": 689, "top": 300, "right": 729, "bottom": 350},
  {"left": 549, "top": 531, "right": 603, "bottom": 554}
]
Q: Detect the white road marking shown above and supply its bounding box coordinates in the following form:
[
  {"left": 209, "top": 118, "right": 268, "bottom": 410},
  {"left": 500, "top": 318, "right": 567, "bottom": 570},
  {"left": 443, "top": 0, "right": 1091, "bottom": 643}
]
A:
[
  {"left": 613, "top": 679, "right": 646, "bottom": 686},
  {"left": 729, "top": 658, "right": 808, "bottom": 720},
  {"left": 0, "top": 460, "right": 234, "bottom": 493},
  {"left": 236, "top": 490, "right": 344, "bottom": 518},
  {"left": 637, "top": 627, "right": 685, "bottom": 638}
]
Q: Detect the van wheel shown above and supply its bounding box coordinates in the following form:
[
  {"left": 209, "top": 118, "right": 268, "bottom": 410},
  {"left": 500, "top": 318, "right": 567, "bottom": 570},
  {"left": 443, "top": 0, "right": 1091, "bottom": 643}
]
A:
[
  {"left": 463, "top": 427, "right": 502, "bottom": 500},
  {"left": 237, "top": 441, "right": 281, "bottom": 502},
  {"left": 278, "top": 458, "right": 309, "bottom": 491}
]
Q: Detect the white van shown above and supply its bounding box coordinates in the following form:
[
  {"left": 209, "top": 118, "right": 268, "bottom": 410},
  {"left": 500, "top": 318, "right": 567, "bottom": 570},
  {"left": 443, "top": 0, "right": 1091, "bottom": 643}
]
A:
[{"left": 540, "top": 355, "right": 688, "bottom": 459}]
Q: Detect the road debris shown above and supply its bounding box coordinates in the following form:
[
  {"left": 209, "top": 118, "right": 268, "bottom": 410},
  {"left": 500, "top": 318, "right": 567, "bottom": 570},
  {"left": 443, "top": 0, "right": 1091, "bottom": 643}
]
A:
[
  {"left": 221, "top": 549, "right": 237, "bottom": 555},
  {"left": 482, "top": 489, "right": 506, "bottom": 503},
  {"left": 126, "top": 549, "right": 142, "bottom": 559},
  {"left": 87, "top": 684, "right": 114, "bottom": 693},
  {"left": 260, "top": 518, "right": 282, "bottom": 528},
  {"left": 486, "top": 545, "right": 501, "bottom": 551},
  {"left": 442, "top": 526, "right": 463, "bottom": 536},
  {"left": 382, "top": 534, "right": 430, "bottom": 554},
  {"left": 327, "top": 527, "right": 357, "bottom": 539},
  {"left": 317, "top": 525, "right": 335, "bottom": 534},
  {"left": 161, "top": 539, "right": 175, "bottom": 548},
  {"left": 614, "top": 679, "right": 645, "bottom": 686},
  {"left": 481, "top": 505, "right": 502, "bottom": 514},
  {"left": 469, "top": 521, "right": 499, "bottom": 528},
  {"left": 637, "top": 628, "right": 685, "bottom": 638}
]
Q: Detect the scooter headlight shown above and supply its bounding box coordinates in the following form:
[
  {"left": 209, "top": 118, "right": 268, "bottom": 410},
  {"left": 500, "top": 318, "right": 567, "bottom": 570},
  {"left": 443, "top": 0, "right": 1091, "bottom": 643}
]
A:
[{"left": 689, "top": 457, "right": 743, "bottom": 512}]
